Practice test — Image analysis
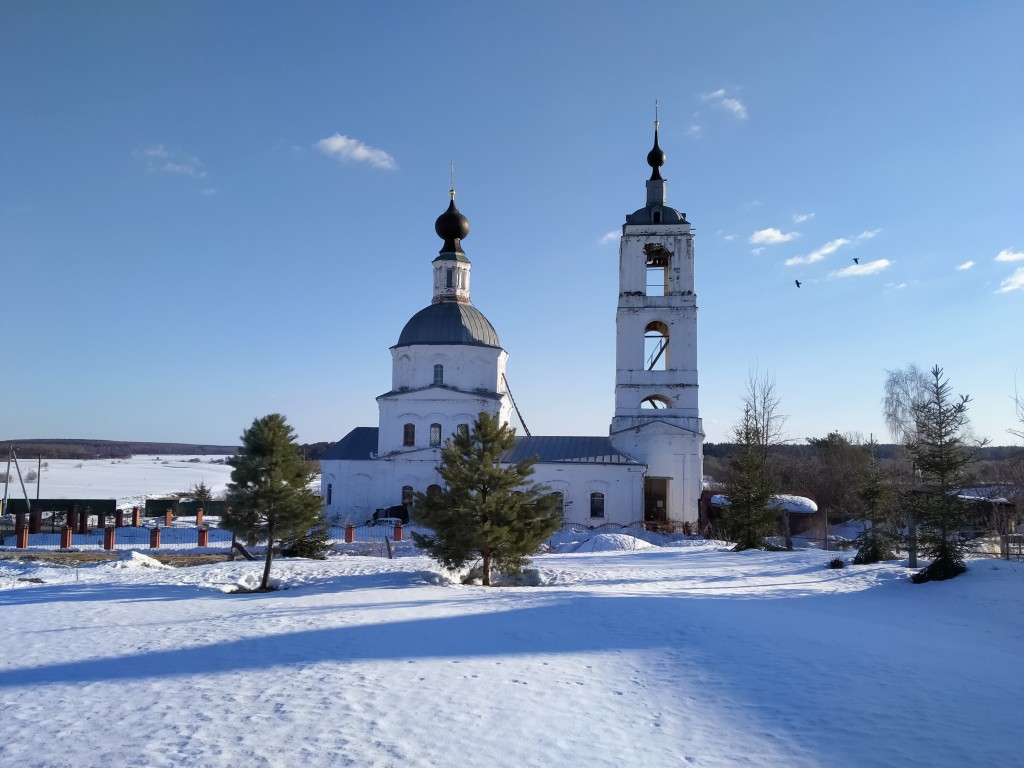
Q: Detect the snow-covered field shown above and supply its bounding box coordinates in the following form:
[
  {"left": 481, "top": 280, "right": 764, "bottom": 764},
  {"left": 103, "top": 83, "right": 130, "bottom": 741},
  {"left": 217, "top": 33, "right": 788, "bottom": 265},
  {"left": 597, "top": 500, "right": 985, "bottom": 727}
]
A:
[
  {"left": 2, "top": 457, "right": 1022, "bottom": 766},
  {"left": 3, "top": 455, "right": 236, "bottom": 509},
  {"left": 1, "top": 546, "right": 1022, "bottom": 768}
]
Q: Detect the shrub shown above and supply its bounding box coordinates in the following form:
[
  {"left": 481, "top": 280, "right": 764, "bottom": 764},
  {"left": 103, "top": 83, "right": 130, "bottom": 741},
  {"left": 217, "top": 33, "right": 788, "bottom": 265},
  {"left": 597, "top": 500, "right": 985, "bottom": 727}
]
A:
[
  {"left": 280, "top": 518, "right": 332, "bottom": 560},
  {"left": 853, "top": 530, "right": 897, "bottom": 564},
  {"left": 827, "top": 557, "right": 845, "bottom": 569},
  {"left": 911, "top": 558, "right": 966, "bottom": 584}
]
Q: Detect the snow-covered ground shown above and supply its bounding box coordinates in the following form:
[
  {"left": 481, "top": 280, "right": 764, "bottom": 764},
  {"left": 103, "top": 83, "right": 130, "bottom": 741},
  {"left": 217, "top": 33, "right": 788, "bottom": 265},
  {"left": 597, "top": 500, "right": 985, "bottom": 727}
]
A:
[
  {"left": 1, "top": 546, "right": 1021, "bottom": 768},
  {"left": 2, "top": 457, "right": 1022, "bottom": 766},
  {"left": 2, "top": 455, "right": 236, "bottom": 509}
]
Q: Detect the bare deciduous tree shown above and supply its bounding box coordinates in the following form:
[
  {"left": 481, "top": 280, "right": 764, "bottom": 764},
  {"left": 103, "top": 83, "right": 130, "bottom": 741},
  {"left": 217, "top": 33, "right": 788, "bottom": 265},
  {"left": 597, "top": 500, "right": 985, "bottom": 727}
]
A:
[
  {"left": 883, "top": 364, "right": 930, "bottom": 444},
  {"left": 1010, "top": 381, "right": 1024, "bottom": 441},
  {"left": 743, "top": 366, "right": 788, "bottom": 473}
]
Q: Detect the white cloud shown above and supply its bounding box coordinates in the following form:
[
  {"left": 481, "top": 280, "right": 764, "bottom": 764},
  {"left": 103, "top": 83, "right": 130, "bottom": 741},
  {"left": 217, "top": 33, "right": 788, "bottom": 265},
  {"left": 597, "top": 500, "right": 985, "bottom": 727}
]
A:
[
  {"left": 720, "top": 98, "right": 748, "bottom": 120},
  {"left": 599, "top": 230, "right": 619, "bottom": 245},
  {"left": 700, "top": 88, "right": 748, "bottom": 120},
  {"left": 793, "top": 212, "right": 814, "bottom": 223},
  {"left": 857, "top": 228, "right": 882, "bottom": 240},
  {"left": 136, "top": 144, "right": 206, "bottom": 177},
  {"left": 996, "top": 267, "right": 1024, "bottom": 293},
  {"left": 956, "top": 260, "right": 975, "bottom": 271},
  {"left": 315, "top": 133, "right": 396, "bottom": 170},
  {"left": 833, "top": 259, "right": 892, "bottom": 278},
  {"left": 885, "top": 282, "right": 908, "bottom": 290},
  {"left": 751, "top": 247, "right": 765, "bottom": 256},
  {"left": 723, "top": 234, "right": 737, "bottom": 241},
  {"left": 750, "top": 227, "right": 799, "bottom": 245},
  {"left": 995, "top": 248, "right": 1024, "bottom": 262},
  {"left": 199, "top": 187, "right": 217, "bottom": 196},
  {"left": 785, "top": 237, "right": 851, "bottom": 266},
  {"left": 686, "top": 124, "right": 702, "bottom": 137}
]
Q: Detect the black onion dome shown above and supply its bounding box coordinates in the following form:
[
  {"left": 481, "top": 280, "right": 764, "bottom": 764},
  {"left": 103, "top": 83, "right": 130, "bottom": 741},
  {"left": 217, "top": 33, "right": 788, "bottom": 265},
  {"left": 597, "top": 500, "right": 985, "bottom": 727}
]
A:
[
  {"left": 647, "top": 125, "right": 665, "bottom": 180},
  {"left": 434, "top": 196, "right": 470, "bottom": 254},
  {"left": 396, "top": 302, "right": 501, "bottom": 348}
]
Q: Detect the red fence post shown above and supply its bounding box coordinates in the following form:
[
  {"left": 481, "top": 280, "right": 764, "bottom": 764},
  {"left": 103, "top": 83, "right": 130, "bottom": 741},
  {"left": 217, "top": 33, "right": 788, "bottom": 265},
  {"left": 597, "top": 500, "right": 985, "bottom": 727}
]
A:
[
  {"left": 132, "top": 506, "right": 141, "bottom": 526},
  {"left": 196, "top": 507, "right": 204, "bottom": 526},
  {"left": 394, "top": 523, "right": 403, "bottom": 542},
  {"left": 60, "top": 527, "right": 73, "bottom": 549},
  {"left": 67, "top": 505, "right": 78, "bottom": 532},
  {"left": 16, "top": 527, "right": 29, "bottom": 549},
  {"left": 345, "top": 524, "right": 355, "bottom": 543},
  {"left": 78, "top": 508, "right": 90, "bottom": 535},
  {"left": 164, "top": 509, "right": 173, "bottom": 527},
  {"left": 16, "top": 511, "right": 27, "bottom": 532},
  {"left": 29, "top": 504, "right": 42, "bottom": 534},
  {"left": 150, "top": 527, "right": 161, "bottom": 549},
  {"left": 103, "top": 527, "right": 116, "bottom": 550},
  {"left": 97, "top": 511, "right": 106, "bottom": 529},
  {"left": 197, "top": 527, "right": 209, "bottom": 547},
  {"left": 115, "top": 509, "right": 125, "bottom": 527}
]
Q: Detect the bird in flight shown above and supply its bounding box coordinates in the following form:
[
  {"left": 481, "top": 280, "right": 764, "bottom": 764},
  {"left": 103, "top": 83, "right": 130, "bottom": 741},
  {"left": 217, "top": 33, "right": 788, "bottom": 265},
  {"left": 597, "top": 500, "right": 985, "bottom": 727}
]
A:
[
  {"left": 795, "top": 279, "right": 802, "bottom": 288},
  {"left": 853, "top": 257, "right": 860, "bottom": 264}
]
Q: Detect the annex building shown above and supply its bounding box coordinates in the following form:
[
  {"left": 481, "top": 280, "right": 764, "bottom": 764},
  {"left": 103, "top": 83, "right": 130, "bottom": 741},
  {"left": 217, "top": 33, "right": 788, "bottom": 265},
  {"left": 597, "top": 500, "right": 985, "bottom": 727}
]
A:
[{"left": 320, "top": 122, "right": 704, "bottom": 528}]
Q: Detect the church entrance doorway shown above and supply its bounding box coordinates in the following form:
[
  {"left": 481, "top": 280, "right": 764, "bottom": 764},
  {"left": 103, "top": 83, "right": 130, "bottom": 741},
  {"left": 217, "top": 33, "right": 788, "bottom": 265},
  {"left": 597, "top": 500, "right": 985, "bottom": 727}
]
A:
[{"left": 644, "top": 477, "right": 669, "bottom": 526}]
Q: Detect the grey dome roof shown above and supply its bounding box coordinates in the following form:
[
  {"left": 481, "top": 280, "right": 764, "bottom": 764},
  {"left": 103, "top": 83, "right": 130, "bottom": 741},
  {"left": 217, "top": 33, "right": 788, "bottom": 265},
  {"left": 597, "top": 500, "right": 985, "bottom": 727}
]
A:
[
  {"left": 396, "top": 302, "right": 501, "bottom": 348},
  {"left": 626, "top": 204, "right": 688, "bottom": 225}
]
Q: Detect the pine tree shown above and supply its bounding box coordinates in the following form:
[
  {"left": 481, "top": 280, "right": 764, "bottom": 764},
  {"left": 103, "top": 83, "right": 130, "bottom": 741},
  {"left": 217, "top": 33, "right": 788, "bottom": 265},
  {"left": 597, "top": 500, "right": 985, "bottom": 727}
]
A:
[
  {"left": 223, "top": 414, "right": 323, "bottom": 590},
  {"left": 720, "top": 407, "right": 776, "bottom": 551},
  {"left": 906, "top": 366, "right": 981, "bottom": 583},
  {"left": 412, "top": 412, "right": 561, "bottom": 586}
]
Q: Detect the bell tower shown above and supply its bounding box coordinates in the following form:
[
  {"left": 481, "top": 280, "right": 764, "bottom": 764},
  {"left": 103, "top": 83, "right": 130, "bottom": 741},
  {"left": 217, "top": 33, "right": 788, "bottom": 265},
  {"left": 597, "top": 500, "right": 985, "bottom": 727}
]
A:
[{"left": 609, "top": 114, "right": 704, "bottom": 526}]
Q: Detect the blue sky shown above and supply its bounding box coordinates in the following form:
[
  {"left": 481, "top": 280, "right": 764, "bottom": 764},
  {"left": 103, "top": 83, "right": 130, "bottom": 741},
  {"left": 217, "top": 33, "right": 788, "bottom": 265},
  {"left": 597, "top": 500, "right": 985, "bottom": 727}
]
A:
[{"left": 2, "top": 1, "right": 1022, "bottom": 447}]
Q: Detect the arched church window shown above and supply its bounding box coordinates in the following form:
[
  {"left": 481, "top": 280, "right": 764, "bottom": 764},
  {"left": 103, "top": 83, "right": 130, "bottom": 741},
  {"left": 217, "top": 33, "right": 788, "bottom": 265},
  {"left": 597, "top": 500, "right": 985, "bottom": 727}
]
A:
[
  {"left": 644, "top": 321, "right": 669, "bottom": 371},
  {"left": 427, "top": 484, "right": 442, "bottom": 498},
  {"left": 644, "top": 243, "right": 671, "bottom": 297},
  {"left": 446, "top": 268, "right": 454, "bottom": 288},
  {"left": 652, "top": 209, "right": 662, "bottom": 224},
  {"left": 550, "top": 492, "right": 564, "bottom": 518},
  {"left": 457, "top": 423, "right": 469, "bottom": 439},
  {"left": 326, "top": 483, "right": 333, "bottom": 506},
  {"left": 590, "top": 492, "right": 605, "bottom": 518},
  {"left": 402, "top": 485, "right": 414, "bottom": 508},
  {"left": 430, "top": 423, "right": 442, "bottom": 446},
  {"left": 403, "top": 423, "right": 415, "bottom": 446},
  {"left": 640, "top": 395, "right": 672, "bottom": 410},
  {"left": 433, "top": 364, "right": 444, "bottom": 386}
]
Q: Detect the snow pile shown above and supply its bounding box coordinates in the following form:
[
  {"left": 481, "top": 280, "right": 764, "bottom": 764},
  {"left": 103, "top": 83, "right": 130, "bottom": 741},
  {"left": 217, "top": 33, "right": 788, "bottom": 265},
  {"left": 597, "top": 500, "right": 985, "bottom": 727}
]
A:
[
  {"left": 574, "top": 533, "right": 654, "bottom": 552},
  {"left": 99, "top": 551, "right": 169, "bottom": 570}
]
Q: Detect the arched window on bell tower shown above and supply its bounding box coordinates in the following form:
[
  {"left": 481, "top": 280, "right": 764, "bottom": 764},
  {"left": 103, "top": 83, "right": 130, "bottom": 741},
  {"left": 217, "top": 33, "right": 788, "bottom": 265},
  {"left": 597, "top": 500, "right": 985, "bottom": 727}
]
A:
[
  {"left": 644, "top": 243, "right": 671, "bottom": 296},
  {"left": 644, "top": 321, "right": 669, "bottom": 371},
  {"left": 641, "top": 395, "right": 672, "bottom": 410}
]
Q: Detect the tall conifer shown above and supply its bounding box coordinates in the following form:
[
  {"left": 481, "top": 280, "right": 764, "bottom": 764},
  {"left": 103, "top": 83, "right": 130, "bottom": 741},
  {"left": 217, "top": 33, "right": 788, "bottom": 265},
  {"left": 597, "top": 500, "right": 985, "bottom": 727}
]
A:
[
  {"left": 224, "top": 414, "right": 323, "bottom": 590},
  {"left": 412, "top": 412, "right": 560, "bottom": 586}
]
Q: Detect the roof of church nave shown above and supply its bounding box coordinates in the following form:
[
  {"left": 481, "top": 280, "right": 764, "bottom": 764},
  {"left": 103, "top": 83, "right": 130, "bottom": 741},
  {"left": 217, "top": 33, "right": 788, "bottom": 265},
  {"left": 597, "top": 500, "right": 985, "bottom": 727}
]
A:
[
  {"left": 395, "top": 191, "right": 502, "bottom": 349},
  {"left": 322, "top": 427, "right": 641, "bottom": 465}
]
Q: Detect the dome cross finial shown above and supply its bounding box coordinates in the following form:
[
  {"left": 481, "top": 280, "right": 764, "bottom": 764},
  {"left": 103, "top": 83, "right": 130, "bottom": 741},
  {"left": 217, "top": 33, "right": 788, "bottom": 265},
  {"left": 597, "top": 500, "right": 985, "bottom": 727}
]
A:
[{"left": 450, "top": 161, "right": 456, "bottom": 200}]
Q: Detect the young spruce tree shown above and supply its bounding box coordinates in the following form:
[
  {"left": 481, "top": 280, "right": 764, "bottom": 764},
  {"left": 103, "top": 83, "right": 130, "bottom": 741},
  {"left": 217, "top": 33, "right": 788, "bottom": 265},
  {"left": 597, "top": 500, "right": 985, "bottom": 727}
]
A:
[
  {"left": 412, "top": 412, "right": 561, "bottom": 586},
  {"left": 721, "top": 407, "right": 776, "bottom": 551},
  {"left": 905, "top": 366, "right": 980, "bottom": 583},
  {"left": 852, "top": 440, "right": 897, "bottom": 564},
  {"left": 223, "top": 414, "right": 324, "bottom": 590}
]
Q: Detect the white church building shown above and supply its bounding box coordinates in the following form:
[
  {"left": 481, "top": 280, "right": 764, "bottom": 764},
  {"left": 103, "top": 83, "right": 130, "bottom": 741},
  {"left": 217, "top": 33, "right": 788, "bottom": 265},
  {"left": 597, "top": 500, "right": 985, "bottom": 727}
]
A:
[{"left": 320, "top": 122, "right": 704, "bottom": 529}]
